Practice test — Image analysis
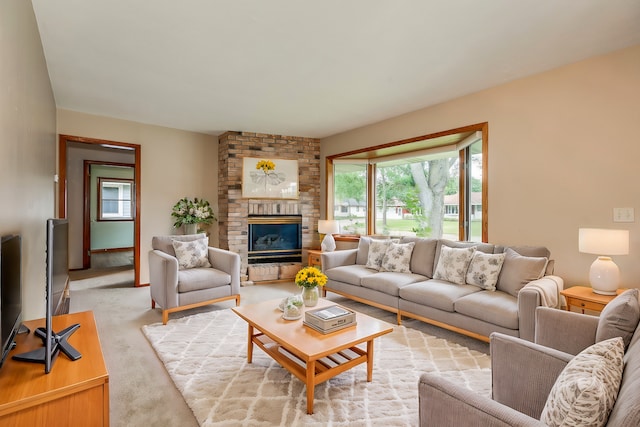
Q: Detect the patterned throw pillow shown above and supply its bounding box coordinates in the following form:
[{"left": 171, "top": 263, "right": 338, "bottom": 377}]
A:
[
  {"left": 365, "top": 239, "right": 393, "bottom": 271},
  {"left": 380, "top": 242, "right": 415, "bottom": 273},
  {"left": 172, "top": 237, "right": 212, "bottom": 270},
  {"left": 433, "top": 246, "right": 476, "bottom": 285},
  {"left": 465, "top": 252, "right": 506, "bottom": 291},
  {"left": 540, "top": 337, "right": 624, "bottom": 427}
]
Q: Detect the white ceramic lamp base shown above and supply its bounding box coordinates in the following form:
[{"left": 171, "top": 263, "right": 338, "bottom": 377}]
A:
[
  {"left": 321, "top": 233, "right": 336, "bottom": 252},
  {"left": 589, "top": 256, "right": 620, "bottom": 295}
]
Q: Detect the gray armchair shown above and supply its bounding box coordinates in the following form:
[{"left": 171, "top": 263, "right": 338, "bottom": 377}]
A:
[
  {"left": 419, "top": 289, "right": 640, "bottom": 426},
  {"left": 149, "top": 234, "right": 240, "bottom": 324}
]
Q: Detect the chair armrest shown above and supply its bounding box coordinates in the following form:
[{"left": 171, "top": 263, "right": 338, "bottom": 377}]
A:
[
  {"left": 534, "top": 307, "right": 598, "bottom": 355},
  {"left": 321, "top": 249, "right": 357, "bottom": 271},
  {"left": 490, "top": 333, "right": 572, "bottom": 419},
  {"left": 148, "top": 250, "right": 179, "bottom": 307},
  {"left": 208, "top": 247, "right": 241, "bottom": 295},
  {"left": 419, "top": 373, "right": 546, "bottom": 427},
  {"left": 517, "top": 275, "right": 563, "bottom": 341}
]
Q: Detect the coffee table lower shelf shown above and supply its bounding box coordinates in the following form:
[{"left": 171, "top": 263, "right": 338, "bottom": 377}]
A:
[{"left": 251, "top": 331, "right": 372, "bottom": 414}]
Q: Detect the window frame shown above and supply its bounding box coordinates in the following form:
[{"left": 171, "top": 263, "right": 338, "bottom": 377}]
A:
[
  {"left": 326, "top": 122, "right": 488, "bottom": 242},
  {"left": 97, "top": 177, "right": 134, "bottom": 221}
]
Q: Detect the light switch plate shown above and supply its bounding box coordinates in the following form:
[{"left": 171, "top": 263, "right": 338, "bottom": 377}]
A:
[{"left": 613, "top": 207, "right": 634, "bottom": 222}]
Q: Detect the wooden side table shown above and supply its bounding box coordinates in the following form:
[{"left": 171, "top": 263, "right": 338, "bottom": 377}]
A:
[
  {"left": 307, "top": 249, "right": 323, "bottom": 268},
  {"left": 560, "top": 286, "right": 626, "bottom": 314}
]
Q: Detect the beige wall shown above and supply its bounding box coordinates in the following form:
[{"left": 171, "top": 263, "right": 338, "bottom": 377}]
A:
[
  {"left": 321, "top": 44, "right": 640, "bottom": 289},
  {"left": 57, "top": 110, "right": 219, "bottom": 285},
  {"left": 0, "top": 1, "right": 57, "bottom": 320}
]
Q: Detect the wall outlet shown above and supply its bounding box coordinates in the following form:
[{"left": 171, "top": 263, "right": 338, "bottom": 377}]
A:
[{"left": 613, "top": 207, "right": 634, "bottom": 223}]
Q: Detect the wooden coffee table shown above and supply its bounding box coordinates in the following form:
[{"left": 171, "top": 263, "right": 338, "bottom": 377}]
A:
[{"left": 232, "top": 298, "right": 393, "bottom": 414}]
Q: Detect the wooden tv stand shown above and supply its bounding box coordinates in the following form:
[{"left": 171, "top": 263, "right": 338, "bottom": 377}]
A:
[{"left": 0, "top": 311, "right": 109, "bottom": 426}]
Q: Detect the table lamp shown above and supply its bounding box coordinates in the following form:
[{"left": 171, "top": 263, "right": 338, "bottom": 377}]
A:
[
  {"left": 578, "top": 228, "right": 629, "bottom": 295},
  {"left": 318, "top": 220, "right": 340, "bottom": 252}
]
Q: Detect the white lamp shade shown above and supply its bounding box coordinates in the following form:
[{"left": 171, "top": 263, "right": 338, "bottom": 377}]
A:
[
  {"left": 318, "top": 220, "right": 340, "bottom": 235},
  {"left": 578, "top": 228, "right": 629, "bottom": 255}
]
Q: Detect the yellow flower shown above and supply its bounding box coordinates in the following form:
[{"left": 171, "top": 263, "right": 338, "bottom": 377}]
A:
[
  {"left": 256, "top": 160, "right": 275, "bottom": 173},
  {"left": 295, "top": 266, "right": 327, "bottom": 289}
]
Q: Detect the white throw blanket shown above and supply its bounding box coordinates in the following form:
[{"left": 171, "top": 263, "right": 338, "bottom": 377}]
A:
[{"left": 524, "top": 275, "right": 564, "bottom": 308}]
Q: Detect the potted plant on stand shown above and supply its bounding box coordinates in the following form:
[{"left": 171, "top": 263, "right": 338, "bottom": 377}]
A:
[{"left": 171, "top": 197, "right": 216, "bottom": 234}]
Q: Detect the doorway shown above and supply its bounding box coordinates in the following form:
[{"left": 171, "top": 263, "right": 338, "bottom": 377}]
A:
[{"left": 58, "top": 135, "right": 142, "bottom": 287}]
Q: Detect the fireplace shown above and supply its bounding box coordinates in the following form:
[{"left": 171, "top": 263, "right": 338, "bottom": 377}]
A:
[{"left": 248, "top": 215, "right": 302, "bottom": 264}]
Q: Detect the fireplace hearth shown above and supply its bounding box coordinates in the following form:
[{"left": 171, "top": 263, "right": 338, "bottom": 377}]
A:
[{"left": 248, "top": 215, "right": 302, "bottom": 264}]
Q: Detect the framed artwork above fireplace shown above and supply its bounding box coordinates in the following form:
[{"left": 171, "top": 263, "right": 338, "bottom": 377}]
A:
[{"left": 242, "top": 157, "right": 298, "bottom": 199}]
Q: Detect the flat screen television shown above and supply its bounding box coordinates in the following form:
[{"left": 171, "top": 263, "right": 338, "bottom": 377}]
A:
[
  {"left": 13, "top": 219, "right": 81, "bottom": 373},
  {"left": 0, "top": 234, "right": 23, "bottom": 368}
]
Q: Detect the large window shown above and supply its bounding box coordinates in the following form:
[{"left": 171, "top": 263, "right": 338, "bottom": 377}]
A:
[
  {"left": 333, "top": 161, "right": 368, "bottom": 235},
  {"left": 327, "top": 123, "right": 487, "bottom": 242}
]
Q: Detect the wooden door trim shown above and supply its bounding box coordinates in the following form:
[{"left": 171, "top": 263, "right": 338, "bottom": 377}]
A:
[{"left": 58, "top": 135, "right": 142, "bottom": 287}]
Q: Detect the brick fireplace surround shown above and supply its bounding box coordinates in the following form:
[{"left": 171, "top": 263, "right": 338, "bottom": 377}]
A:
[{"left": 218, "top": 131, "right": 321, "bottom": 283}]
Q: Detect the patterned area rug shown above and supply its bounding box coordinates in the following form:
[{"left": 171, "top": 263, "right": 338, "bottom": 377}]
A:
[{"left": 142, "top": 309, "right": 491, "bottom": 426}]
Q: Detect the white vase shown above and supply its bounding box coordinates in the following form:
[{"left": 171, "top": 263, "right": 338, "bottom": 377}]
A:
[
  {"left": 301, "top": 286, "right": 320, "bottom": 307},
  {"left": 183, "top": 223, "right": 198, "bottom": 235}
]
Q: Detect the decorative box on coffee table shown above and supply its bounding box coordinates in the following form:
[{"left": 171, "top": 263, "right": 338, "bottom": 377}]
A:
[{"left": 304, "top": 305, "right": 356, "bottom": 333}]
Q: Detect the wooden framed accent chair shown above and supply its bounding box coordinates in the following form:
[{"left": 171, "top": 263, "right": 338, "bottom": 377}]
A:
[{"left": 149, "top": 233, "right": 240, "bottom": 324}]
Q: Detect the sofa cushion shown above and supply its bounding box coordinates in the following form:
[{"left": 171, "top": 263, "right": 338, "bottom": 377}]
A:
[
  {"left": 380, "top": 241, "right": 415, "bottom": 273},
  {"left": 496, "top": 245, "right": 554, "bottom": 275},
  {"left": 355, "top": 236, "right": 372, "bottom": 265},
  {"left": 433, "top": 246, "right": 476, "bottom": 285},
  {"left": 540, "top": 337, "right": 624, "bottom": 427},
  {"left": 596, "top": 288, "right": 640, "bottom": 350},
  {"left": 172, "top": 237, "right": 212, "bottom": 270},
  {"left": 177, "top": 267, "right": 230, "bottom": 293},
  {"left": 399, "top": 237, "right": 438, "bottom": 278},
  {"left": 494, "top": 245, "right": 551, "bottom": 258},
  {"left": 454, "top": 290, "right": 518, "bottom": 329},
  {"left": 365, "top": 239, "right": 394, "bottom": 271},
  {"left": 399, "top": 280, "right": 480, "bottom": 312},
  {"left": 465, "top": 252, "right": 506, "bottom": 291},
  {"left": 496, "top": 248, "right": 548, "bottom": 297},
  {"left": 325, "top": 265, "right": 376, "bottom": 286},
  {"left": 361, "top": 271, "right": 427, "bottom": 296}
]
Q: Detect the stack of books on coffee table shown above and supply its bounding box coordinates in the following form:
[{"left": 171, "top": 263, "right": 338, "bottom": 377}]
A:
[{"left": 304, "top": 305, "right": 356, "bottom": 334}]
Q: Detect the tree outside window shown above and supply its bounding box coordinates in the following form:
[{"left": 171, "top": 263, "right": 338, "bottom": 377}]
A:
[{"left": 329, "top": 125, "right": 486, "bottom": 242}]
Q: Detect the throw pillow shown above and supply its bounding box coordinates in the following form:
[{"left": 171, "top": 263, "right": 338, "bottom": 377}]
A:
[
  {"left": 380, "top": 241, "right": 415, "bottom": 273},
  {"left": 365, "top": 239, "right": 393, "bottom": 271},
  {"left": 433, "top": 246, "right": 476, "bottom": 285},
  {"left": 540, "top": 337, "right": 624, "bottom": 427},
  {"left": 465, "top": 252, "right": 506, "bottom": 291},
  {"left": 596, "top": 288, "right": 640, "bottom": 350},
  {"left": 172, "top": 237, "right": 212, "bottom": 270},
  {"left": 355, "top": 236, "right": 372, "bottom": 265},
  {"left": 496, "top": 248, "right": 548, "bottom": 297}
]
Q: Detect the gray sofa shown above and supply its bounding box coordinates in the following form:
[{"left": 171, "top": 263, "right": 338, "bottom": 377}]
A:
[
  {"left": 321, "top": 236, "right": 563, "bottom": 342},
  {"left": 419, "top": 289, "right": 640, "bottom": 426}
]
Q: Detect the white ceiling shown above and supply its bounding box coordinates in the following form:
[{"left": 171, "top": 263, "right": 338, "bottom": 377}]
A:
[{"left": 31, "top": 1, "right": 640, "bottom": 139}]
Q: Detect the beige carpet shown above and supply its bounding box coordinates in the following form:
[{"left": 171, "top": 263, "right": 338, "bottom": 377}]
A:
[{"left": 142, "top": 308, "right": 491, "bottom": 426}]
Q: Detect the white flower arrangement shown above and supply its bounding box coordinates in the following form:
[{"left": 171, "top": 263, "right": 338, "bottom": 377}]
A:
[{"left": 171, "top": 197, "right": 216, "bottom": 228}]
